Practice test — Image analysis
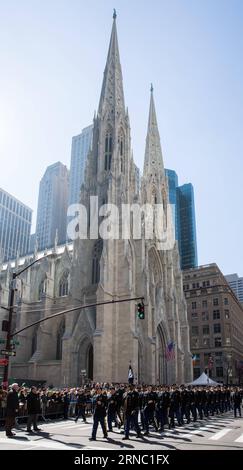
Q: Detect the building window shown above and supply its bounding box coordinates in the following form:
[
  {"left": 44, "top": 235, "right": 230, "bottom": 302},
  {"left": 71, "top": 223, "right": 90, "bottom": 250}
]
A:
[
  {"left": 214, "top": 337, "right": 222, "bottom": 347},
  {"left": 38, "top": 278, "right": 47, "bottom": 300},
  {"left": 91, "top": 239, "right": 103, "bottom": 284},
  {"left": 191, "top": 337, "right": 199, "bottom": 348},
  {"left": 214, "top": 323, "right": 221, "bottom": 334},
  {"left": 192, "top": 301, "right": 197, "bottom": 309},
  {"left": 213, "top": 298, "right": 219, "bottom": 306},
  {"left": 203, "top": 325, "right": 210, "bottom": 335},
  {"left": 224, "top": 298, "right": 229, "bottom": 305},
  {"left": 224, "top": 310, "right": 230, "bottom": 319},
  {"left": 31, "top": 330, "right": 37, "bottom": 356},
  {"left": 216, "top": 367, "right": 223, "bottom": 378},
  {"left": 202, "top": 311, "right": 209, "bottom": 321},
  {"left": 192, "top": 326, "right": 199, "bottom": 336},
  {"left": 202, "top": 300, "right": 207, "bottom": 308},
  {"left": 213, "top": 310, "right": 220, "bottom": 320},
  {"left": 215, "top": 352, "right": 223, "bottom": 364},
  {"left": 203, "top": 337, "right": 210, "bottom": 347},
  {"left": 204, "top": 353, "right": 210, "bottom": 366},
  {"left": 59, "top": 271, "right": 69, "bottom": 297},
  {"left": 191, "top": 312, "right": 198, "bottom": 320},
  {"left": 225, "top": 337, "right": 231, "bottom": 345}
]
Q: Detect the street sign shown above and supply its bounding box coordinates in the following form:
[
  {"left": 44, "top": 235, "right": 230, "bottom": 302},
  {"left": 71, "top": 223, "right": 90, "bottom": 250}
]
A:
[
  {"left": 0, "top": 358, "right": 8, "bottom": 366},
  {"left": 10, "top": 340, "right": 20, "bottom": 345},
  {"left": 0, "top": 350, "right": 16, "bottom": 356},
  {"left": 0, "top": 339, "right": 6, "bottom": 344}
]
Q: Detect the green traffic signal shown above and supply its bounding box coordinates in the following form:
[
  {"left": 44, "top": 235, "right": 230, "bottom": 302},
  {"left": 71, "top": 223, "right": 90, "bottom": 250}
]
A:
[{"left": 137, "top": 302, "right": 145, "bottom": 319}]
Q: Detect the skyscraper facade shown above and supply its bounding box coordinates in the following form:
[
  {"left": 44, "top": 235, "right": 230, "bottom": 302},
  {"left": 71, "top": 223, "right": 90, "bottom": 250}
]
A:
[
  {"left": 165, "top": 169, "right": 198, "bottom": 271},
  {"left": 36, "top": 162, "right": 69, "bottom": 250},
  {"left": 165, "top": 169, "right": 179, "bottom": 240},
  {"left": 0, "top": 188, "right": 32, "bottom": 262},
  {"left": 177, "top": 183, "right": 198, "bottom": 270},
  {"left": 225, "top": 273, "right": 243, "bottom": 303},
  {"left": 68, "top": 125, "right": 93, "bottom": 208}
]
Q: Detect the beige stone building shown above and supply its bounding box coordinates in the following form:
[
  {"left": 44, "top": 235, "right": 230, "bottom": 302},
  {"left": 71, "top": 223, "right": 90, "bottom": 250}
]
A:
[
  {"left": 0, "top": 14, "right": 192, "bottom": 387},
  {"left": 183, "top": 263, "right": 243, "bottom": 384}
]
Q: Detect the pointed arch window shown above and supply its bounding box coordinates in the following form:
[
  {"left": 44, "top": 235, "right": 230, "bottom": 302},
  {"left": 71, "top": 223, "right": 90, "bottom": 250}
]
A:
[
  {"left": 56, "top": 320, "right": 65, "bottom": 360},
  {"left": 59, "top": 271, "right": 69, "bottom": 297},
  {"left": 91, "top": 239, "right": 103, "bottom": 284},
  {"left": 31, "top": 330, "right": 38, "bottom": 356},
  {"left": 105, "top": 132, "right": 113, "bottom": 170},
  {"left": 38, "top": 277, "right": 47, "bottom": 300}
]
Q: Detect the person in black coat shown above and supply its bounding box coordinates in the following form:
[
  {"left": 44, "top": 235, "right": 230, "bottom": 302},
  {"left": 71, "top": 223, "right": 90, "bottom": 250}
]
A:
[
  {"left": 5, "top": 383, "right": 19, "bottom": 437},
  {"left": 26, "top": 386, "right": 42, "bottom": 433}
]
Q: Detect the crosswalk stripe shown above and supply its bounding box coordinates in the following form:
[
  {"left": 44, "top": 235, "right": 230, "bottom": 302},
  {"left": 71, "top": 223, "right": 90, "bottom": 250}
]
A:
[
  {"left": 210, "top": 428, "right": 232, "bottom": 440},
  {"left": 0, "top": 437, "right": 84, "bottom": 450},
  {"left": 235, "top": 433, "right": 243, "bottom": 443}
]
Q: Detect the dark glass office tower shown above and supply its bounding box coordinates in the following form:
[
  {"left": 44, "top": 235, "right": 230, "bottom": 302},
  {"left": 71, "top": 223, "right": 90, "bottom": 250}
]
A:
[
  {"left": 176, "top": 183, "right": 198, "bottom": 270},
  {"left": 165, "top": 169, "right": 179, "bottom": 240}
]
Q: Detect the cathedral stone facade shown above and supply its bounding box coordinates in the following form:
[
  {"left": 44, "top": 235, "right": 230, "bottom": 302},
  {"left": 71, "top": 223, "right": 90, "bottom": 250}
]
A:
[{"left": 0, "top": 14, "right": 192, "bottom": 387}]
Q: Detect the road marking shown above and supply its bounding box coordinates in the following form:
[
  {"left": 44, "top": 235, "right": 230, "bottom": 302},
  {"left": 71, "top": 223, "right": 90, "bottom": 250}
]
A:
[
  {"left": 235, "top": 433, "right": 243, "bottom": 443},
  {"left": 0, "top": 437, "right": 84, "bottom": 450},
  {"left": 210, "top": 428, "right": 232, "bottom": 440}
]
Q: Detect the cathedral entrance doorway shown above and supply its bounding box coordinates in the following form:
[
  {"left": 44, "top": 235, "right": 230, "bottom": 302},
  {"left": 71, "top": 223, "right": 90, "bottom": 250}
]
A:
[{"left": 77, "top": 339, "right": 93, "bottom": 385}]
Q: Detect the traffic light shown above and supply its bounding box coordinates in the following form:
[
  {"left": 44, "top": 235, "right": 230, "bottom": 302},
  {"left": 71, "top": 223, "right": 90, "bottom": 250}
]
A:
[{"left": 137, "top": 302, "right": 145, "bottom": 319}]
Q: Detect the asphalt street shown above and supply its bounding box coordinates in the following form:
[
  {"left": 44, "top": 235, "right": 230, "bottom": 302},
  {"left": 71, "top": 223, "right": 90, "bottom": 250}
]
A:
[{"left": 0, "top": 411, "right": 242, "bottom": 450}]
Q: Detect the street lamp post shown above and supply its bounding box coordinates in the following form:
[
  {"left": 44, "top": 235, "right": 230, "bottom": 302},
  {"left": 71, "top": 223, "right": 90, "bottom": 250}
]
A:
[{"left": 2, "top": 255, "right": 48, "bottom": 389}]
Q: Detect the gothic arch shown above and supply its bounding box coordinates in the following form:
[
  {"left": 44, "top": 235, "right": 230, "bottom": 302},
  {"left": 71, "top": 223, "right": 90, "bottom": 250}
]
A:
[
  {"left": 56, "top": 319, "right": 65, "bottom": 360},
  {"left": 38, "top": 276, "right": 47, "bottom": 300},
  {"left": 77, "top": 336, "right": 93, "bottom": 385},
  {"left": 58, "top": 270, "right": 70, "bottom": 297},
  {"left": 156, "top": 323, "right": 168, "bottom": 384},
  {"left": 91, "top": 239, "right": 103, "bottom": 284},
  {"left": 31, "top": 329, "right": 38, "bottom": 357}
]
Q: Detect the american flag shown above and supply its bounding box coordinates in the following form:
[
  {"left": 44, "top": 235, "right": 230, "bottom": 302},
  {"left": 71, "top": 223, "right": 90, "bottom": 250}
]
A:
[
  {"left": 165, "top": 341, "right": 175, "bottom": 361},
  {"left": 208, "top": 355, "right": 214, "bottom": 369}
]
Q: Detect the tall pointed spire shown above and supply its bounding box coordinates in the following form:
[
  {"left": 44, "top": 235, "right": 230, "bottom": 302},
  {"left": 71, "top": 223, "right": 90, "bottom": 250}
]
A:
[
  {"left": 98, "top": 11, "right": 125, "bottom": 118},
  {"left": 143, "top": 85, "right": 165, "bottom": 179}
]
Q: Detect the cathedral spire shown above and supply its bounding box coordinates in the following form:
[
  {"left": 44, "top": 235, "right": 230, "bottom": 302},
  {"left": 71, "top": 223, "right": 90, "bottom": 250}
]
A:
[
  {"left": 98, "top": 11, "right": 125, "bottom": 118},
  {"left": 143, "top": 85, "right": 165, "bottom": 179}
]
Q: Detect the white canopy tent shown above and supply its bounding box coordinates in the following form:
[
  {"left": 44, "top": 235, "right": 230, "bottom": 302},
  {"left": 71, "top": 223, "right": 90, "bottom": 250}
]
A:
[{"left": 188, "top": 372, "right": 220, "bottom": 386}]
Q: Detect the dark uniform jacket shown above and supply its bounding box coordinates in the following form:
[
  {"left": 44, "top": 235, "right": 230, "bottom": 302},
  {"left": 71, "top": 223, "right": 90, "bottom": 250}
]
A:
[
  {"left": 123, "top": 390, "right": 139, "bottom": 416},
  {"left": 6, "top": 389, "right": 19, "bottom": 417},
  {"left": 93, "top": 394, "right": 107, "bottom": 417},
  {"left": 27, "top": 392, "right": 41, "bottom": 415}
]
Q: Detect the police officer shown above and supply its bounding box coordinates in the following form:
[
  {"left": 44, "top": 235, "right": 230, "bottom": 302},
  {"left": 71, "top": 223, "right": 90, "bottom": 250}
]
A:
[
  {"left": 143, "top": 385, "right": 158, "bottom": 435},
  {"left": 107, "top": 387, "right": 119, "bottom": 432},
  {"left": 90, "top": 387, "right": 108, "bottom": 441},
  {"left": 122, "top": 384, "right": 141, "bottom": 440}
]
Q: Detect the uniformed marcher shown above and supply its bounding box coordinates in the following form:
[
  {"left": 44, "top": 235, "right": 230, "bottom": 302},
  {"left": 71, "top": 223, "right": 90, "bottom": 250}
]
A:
[
  {"left": 122, "top": 384, "right": 141, "bottom": 439},
  {"left": 90, "top": 387, "right": 108, "bottom": 440}
]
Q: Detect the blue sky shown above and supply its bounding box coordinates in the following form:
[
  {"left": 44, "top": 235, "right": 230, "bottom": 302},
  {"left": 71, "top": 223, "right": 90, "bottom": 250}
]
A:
[{"left": 0, "top": 0, "right": 242, "bottom": 275}]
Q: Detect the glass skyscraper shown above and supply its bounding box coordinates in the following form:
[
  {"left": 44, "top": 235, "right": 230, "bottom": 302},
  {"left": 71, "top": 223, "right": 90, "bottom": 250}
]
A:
[
  {"left": 165, "top": 169, "right": 198, "bottom": 270},
  {"left": 68, "top": 125, "right": 93, "bottom": 208},
  {"left": 0, "top": 188, "right": 32, "bottom": 262},
  {"left": 225, "top": 273, "right": 243, "bottom": 303},
  {"left": 165, "top": 169, "right": 179, "bottom": 240},
  {"left": 176, "top": 183, "right": 198, "bottom": 270},
  {"left": 36, "top": 162, "right": 69, "bottom": 250}
]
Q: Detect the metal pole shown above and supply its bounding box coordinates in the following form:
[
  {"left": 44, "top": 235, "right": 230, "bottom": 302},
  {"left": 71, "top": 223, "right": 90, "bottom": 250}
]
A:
[
  {"left": 2, "top": 272, "right": 16, "bottom": 389},
  {"left": 11, "top": 296, "right": 144, "bottom": 338},
  {"left": 1, "top": 255, "right": 48, "bottom": 389}
]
